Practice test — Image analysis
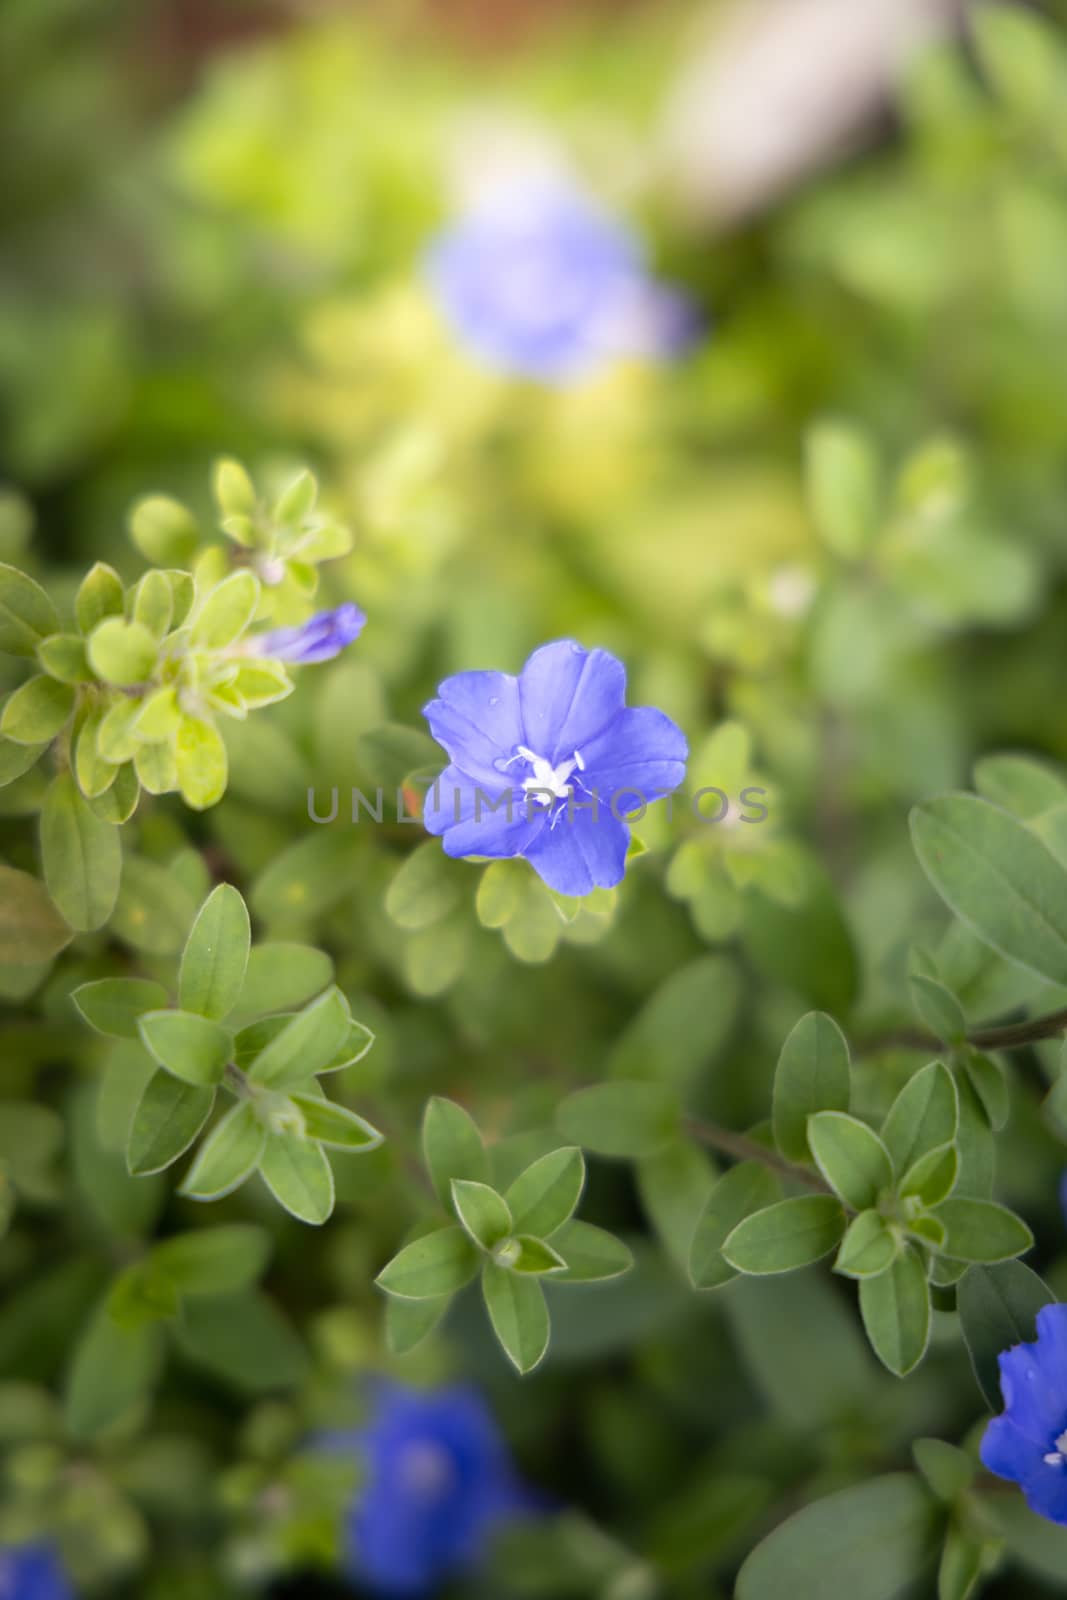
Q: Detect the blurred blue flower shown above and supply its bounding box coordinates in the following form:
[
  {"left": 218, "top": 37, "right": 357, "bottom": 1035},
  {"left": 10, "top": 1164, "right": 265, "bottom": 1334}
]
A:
[
  {"left": 426, "top": 185, "right": 698, "bottom": 383},
  {"left": 252, "top": 603, "right": 366, "bottom": 664},
  {"left": 336, "top": 1383, "right": 534, "bottom": 1597},
  {"left": 0, "top": 1545, "right": 74, "bottom": 1600},
  {"left": 981, "top": 1302, "right": 1067, "bottom": 1523},
  {"left": 422, "top": 639, "right": 687, "bottom": 896}
]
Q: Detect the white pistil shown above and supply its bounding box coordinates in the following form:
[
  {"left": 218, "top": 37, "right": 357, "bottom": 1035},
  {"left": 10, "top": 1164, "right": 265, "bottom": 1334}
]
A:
[
  {"left": 514, "top": 745, "right": 582, "bottom": 807},
  {"left": 1046, "top": 1429, "right": 1067, "bottom": 1466}
]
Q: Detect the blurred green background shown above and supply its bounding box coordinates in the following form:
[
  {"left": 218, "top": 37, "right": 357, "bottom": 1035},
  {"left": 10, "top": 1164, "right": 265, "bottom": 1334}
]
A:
[{"left": 7, "top": 0, "right": 1067, "bottom": 1595}]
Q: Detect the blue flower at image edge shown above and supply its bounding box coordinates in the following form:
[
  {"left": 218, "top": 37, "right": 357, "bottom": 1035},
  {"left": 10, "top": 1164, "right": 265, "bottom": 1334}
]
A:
[
  {"left": 252, "top": 602, "right": 366, "bottom": 664},
  {"left": 0, "top": 1545, "right": 74, "bottom": 1600},
  {"left": 333, "top": 1384, "right": 536, "bottom": 1597},
  {"left": 426, "top": 187, "right": 698, "bottom": 383},
  {"left": 982, "top": 1302, "right": 1067, "bottom": 1523},
  {"left": 422, "top": 640, "right": 688, "bottom": 897}
]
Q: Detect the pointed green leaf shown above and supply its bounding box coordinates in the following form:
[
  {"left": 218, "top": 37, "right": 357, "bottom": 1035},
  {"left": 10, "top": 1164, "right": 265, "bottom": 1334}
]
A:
[
  {"left": 900, "top": 1143, "right": 959, "bottom": 1208},
  {"left": 482, "top": 1261, "right": 550, "bottom": 1374},
  {"left": 504, "top": 1147, "right": 585, "bottom": 1240},
  {"left": 190, "top": 571, "right": 260, "bottom": 650},
  {"left": 834, "top": 1210, "right": 899, "bottom": 1279},
  {"left": 247, "top": 986, "right": 350, "bottom": 1088},
  {"left": 859, "top": 1246, "right": 931, "bottom": 1376},
  {"left": 556, "top": 1081, "right": 681, "bottom": 1159},
  {"left": 932, "top": 1198, "right": 1033, "bottom": 1264},
  {"left": 772, "top": 1011, "right": 851, "bottom": 1163},
  {"left": 957, "top": 1261, "right": 1055, "bottom": 1410},
  {"left": 385, "top": 1293, "right": 451, "bottom": 1356},
  {"left": 451, "top": 1179, "right": 512, "bottom": 1250},
  {"left": 258, "top": 1130, "right": 334, "bottom": 1224},
  {"left": 690, "top": 1161, "right": 782, "bottom": 1291},
  {"left": 723, "top": 1195, "right": 846, "bottom": 1276},
  {"left": 422, "top": 1096, "right": 490, "bottom": 1206},
  {"left": 235, "top": 942, "right": 333, "bottom": 1017},
  {"left": 127, "top": 1073, "right": 215, "bottom": 1176},
  {"left": 138, "top": 1010, "right": 232, "bottom": 1087},
  {"left": 550, "top": 1220, "right": 633, "bottom": 1282},
  {"left": 132, "top": 570, "right": 173, "bottom": 639},
  {"left": 0, "top": 564, "right": 59, "bottom": 656},
  {"left": 151, "top": 1223, "right": 271, "bottom": 1296},
  {"left": 181, "top": 1101, "right": 266, "bottom": 1201},
  {"left": 807, "top": 1112, "right": 893, "bottom": 1211},
  {"left": 74, "top": 562, "right": 124, "bottom": 635},
  {"left": 40, "top": 771, "right": 121, "bottom": 932},
  {"left": 179, "top": 883, "right": 251, "bottom": 1020},
  {"left": 498, "top": 1235, "right": 566, "bottom": 1276},
  {"left": 72, "top": 977, "right": 168, "bottom": 1039},
  {"left": 65, "top": 1300, "right": 163, "bottom": 1437},
  {"left": 376, "top": 1225, "right": 480, "bottom": 1299},
  {"left": 288, "top": 1092, "right": 383, "bottom": 1152},
  {"left": 1, "top": 675, "right": 75, "bottom": 744},
  {"left": 882, "top": 1061, "right": 959, "bottom": 1178}
]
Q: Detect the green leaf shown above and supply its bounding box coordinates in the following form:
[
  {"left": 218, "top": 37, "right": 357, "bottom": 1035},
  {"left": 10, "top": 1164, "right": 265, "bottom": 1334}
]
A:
[
  {"left": 113, "top": 855, "right": 198, "bottom": 955},
  {"left": 86, "top": 759, "right": 139, "bottom": 824},
  {"left": 910, "top": 793, "right": 1067, "bottom": 986},
  {"left": 131, "top": 570, "right": 173, "bottom": 639},
  {"left": 40, "top": 771, "right": 121, "bottom": 932},
  {"left": 377, "top": 1225, "right": 480, "bottom": 1299},
  {"left": 175, "top": 1290, "right": 308, "bottom": 1392},
  {"left": 134, "top": 736, "right": 177, "bottom": 796},
  {"left": 635, "top": 1138, "right": 716, "bottom": 1274},
  {"left": 451, "top": 1179, "right": 513, "bottom": 1250},
  {"left": 385, "top": 1294, "right": 451, "bottom": 1356},
  {"left": 974, "top": 752, "right": 1067, "bottom": 821},
  {"left": 180, "top": 1101, "right": 266, "bottom": 1201},
  {"left": 129, "top": 499, "right": 200, "bottom": 569},
  {"left": 135, "top": 686, "right": 181, "bottom": 741},
  {"left": 937, "top": 1525, "right": 984, "bottom": 1600},
  {"left": 550, "top": 1220, "right": 634, "bottom": 1282},
  {"left": 556, "top": 1081, "right": 681, "bottom": 1159},
  {"left": 74, "top": 562, "right": 124, "bottom": 635},
  {"left": 246, "top": 985, "right": 350, "bottom": 1088},
  {"left": 910, "top": 973, "right": 967, "bottom": 1045},
  {"left": 190, "top": 571, "right": 260, "bottom": 650},
  {"left": 0, "top": 738, "right": 46, "bottom": 788},
  {"left": 772, "top": 1011, "right": 851, "bottom": 1163},
  {"left": 37, "top": 633, "right": 91, "bottom": 684},
  {"left": 723, "top": 1195, "right": 846, "bottom": 1275},
  {"left": 87, "top": 618, "right": 159, "bottom": 687},
  {"left": 0, "top": 564, "right": 59, "bottom": 657},
  {"left": 900, "top": 1144, "right": 959, "bottom": 1208},
  {"left": 932, "top": 1198, "right": 1033, "bottom": 1263},
  {"left": 957, "top": 1260, "right": 1055, "bottom": 1410},
  {"left": 422, "top": 1096, "right": 490, "bottom": 1206},
  {"left": 74, "top": 704, "right": 118, "bottom": 800},
  {"left": 835, "top": 1210, "right": 899, "bottom": 1279},
  {"left": 257, "top": 1130, "right": 334, "bottom": 1224},
  {"left": 175, "top": 714, "right": 228, "bottom": 810},
  {"left": 858, "top": 1246, "right": 931, "bottom": 1376},
  {"left": 287, "top": 1093, "right": 382, "bottom": 1152},
  {"left": 152, "top": 1223, "right": 271, "bottom": 1296},
  {"left": 97, "top": 697, "right": 141, "bottom": 763},
  {"left": 805, "top": 419, "right": 882, "bottom": 560},
  {"left": 689, "top": 1162, "right": 782, "bottom": 1291},
  {"left": 107, "top": 1262, "right": 179, "bottom": 1331},
  {"left": 0, "top": 863, "right": 72, "bottom": 964},
  {"left": 235, "top": 942, "right": 333, "bottom": 1017},
  {"left": 504, "top": 1147, "right": 585, "bottom": 1240},
  {"left": 179, "top": 883, "right": 250, "bottom": 1021},
  {"left": 213, "top": 457, "right": 257, "bottom": 517},
  {"left": 138, "top": 1010, "right": 233, "bottom": 1087},
  {"left": 72, "top": 977, "right": 168, "bottom": 1039},
  {"left": 882, "top": 1061, "right": 960, "bottom": 1184},
  {"left": 962, "top": 1051, "right": 1010, "bottom": 1132},
  {"left": 1, "top": 675, "right": 75, "bottom": 744},
  {"left": 127, "top": 1073, "right": 215, "bottom": 1176},
  {"left": 736, "top": 1475, "right": 938, "bottom": 1600},
  {"left": 64, "top": 1300, "right": 163, "bottom": 1437},
  {"left": 807, "top": 1112, "right": 893, "bottom": 1211},
  {"left": 385, "top": 839, "right": 462, "bottom": 930},
  {"left": 502, "top": 1235, "right": 566, "bottom": 1276},
  {"left": 972, "top": 1, "right": 1063, "bottom": 119},
  {"left": 482, "top": 1261, "right": 550, "bottom": 1374},
  {"left": 913, "top": 1439, "right": 975, "bottom": 1504}
]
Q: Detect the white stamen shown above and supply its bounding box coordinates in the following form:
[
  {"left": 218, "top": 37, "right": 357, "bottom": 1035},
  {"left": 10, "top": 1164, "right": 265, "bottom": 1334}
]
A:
[
  {"left": 1045, "top": 1453, "right": 1063, "bottom": 1466},
  {"left": 514, "top": 745, "right": 580, "bottom": 807}
]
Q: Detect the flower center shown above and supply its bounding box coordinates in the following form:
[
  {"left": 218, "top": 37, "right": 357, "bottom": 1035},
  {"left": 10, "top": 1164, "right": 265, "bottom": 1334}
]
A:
[
  {"left": 399, "top": 1440, "right": 456, "bottom": 1499},
  {"left": 499, "top": 744, "right": 585, "bottom": 808},
  {"left": 1043, "top": 1428, "right": 1067, "bottom": 1467}
]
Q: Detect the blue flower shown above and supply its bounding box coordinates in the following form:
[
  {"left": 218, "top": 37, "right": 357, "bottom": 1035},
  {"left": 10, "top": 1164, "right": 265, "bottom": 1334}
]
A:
[
  {"left": 0, "top": 1545, "right": 74, "bottom": 1600},
  {"left": 981, "top": 1302, "right": 1067, "bottom": 1524},
  {"left": 426, "top": 185, "right": 698, "bottom": 383},
  {"left": 422, "top": 639, "right": 688, "bottom": 896},
  {"left": 251, "top": 603, "right": 366, "bottom": 664},
  {"left": 334, "top": 1383, "right": 535, "bottom": 1597}
]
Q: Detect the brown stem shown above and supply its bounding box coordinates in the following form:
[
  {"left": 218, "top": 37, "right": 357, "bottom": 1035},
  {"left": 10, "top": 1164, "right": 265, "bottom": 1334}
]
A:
[
  {"left": 863, "top": 1005, "right": 1067, "bottom": 1058},
  {"left": 684, "top": 1116, "right": 833, "bottom": 1196}
]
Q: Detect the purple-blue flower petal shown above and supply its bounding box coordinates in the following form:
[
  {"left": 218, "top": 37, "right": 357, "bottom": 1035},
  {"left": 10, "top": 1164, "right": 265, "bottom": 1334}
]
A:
[
  {"left": 422, "top": 671, "right": 523, "bottom": 789},
  {"left": 981, "top": 1302, "right": 1067, "bottom": 1527},
  {"left": 423, "top": 764, "right": 546, "bottom": 860},
  {"left": 579, "top": 705, "right": 689, "bottom": 798},
  {"left": 254, "top": 602, "right": 366, "bottom": 664},
  {"left": 0, "top": 1546, "right": 74, "bottom": 1600},
  {"left": 518, "top": 641, "right": 626, "bottom": 765},
  {"left": 524, "top": 807, "right": 630, "bottom": 897}
]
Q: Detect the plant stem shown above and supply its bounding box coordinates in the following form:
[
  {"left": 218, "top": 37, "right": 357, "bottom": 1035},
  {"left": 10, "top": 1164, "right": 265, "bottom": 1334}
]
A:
[
  {"left": 684, "top": 1116, "right": 832, "bottom": 1195},
  {"left": 864, "top": 1004, "right": 1067, "bottom": 1057}
]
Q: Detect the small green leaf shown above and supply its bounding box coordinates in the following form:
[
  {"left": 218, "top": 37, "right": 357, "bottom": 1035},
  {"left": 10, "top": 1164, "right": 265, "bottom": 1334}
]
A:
[
  {"left": 213, "top": 457, "right": 257, "bottom": 517},
  {"left": 805, "top": 419, "right": 882, "bottom": 560},
  {"left": 129, "top": 496, "right": 200, "bottom": 567},
  {"left": 0, "top": 738, "right": 46, "bottom": 787},
  {"left": 910, "top": 973, "right": 967, "bottom": 1045},
  {"left": 230, "top": 661, "right": 292, "bottom": 708},
  {"left": 37, "top": 633, "right": 91, "bottom": 684},
  {"left": 288, "top": 1093, "right": 382, "bottom": 1151},
  {"left": 882, "top": 1061, "right": 959, "bottom": 1178},
  {"left": 932, "top": 1198, "right": 1033, "bottom": 1263},
  {"left": 962, "top": 1051, "right": 1010, "bottom": 1132},
  {"left": 152, "top": 1223, "right": 271, "bottom": 1296},
  {"left": 482, "top": 1261, "right": 550, "bottom": 1374},
  {"left": 65, "top": 1306, "right": 163, "bottom": 1438},
  {"left": 274, "top": 468, "right": 317, "bottom": 523},
  {"left": 0, "top": 564, "right": 59, "bottom": 656},
  {"left": 422, "top": 1096, "right": 490, "bottom": 1206},
  {"left": 86, "top": 760, "right": 139, "bottom": 823},
  {"left": 377, "top": 1225, "right": 480, "bottom": 1299},
  {"left": 180, "top": 1101, "right": 266, "bottom": 1201},
  {"left": 504, "top": 1147, "right": 585, "bottom": 1240},
  {"left": 690, "top": 1162, "right": 782, "bottom": 1291},
  {"left": 74, "top": 704, "right": 118, "bottom": 799},
  {"left": 635, "top": 1138, "right": 716, "bottom": 1274},
  {"left": 1, "top": 675, "right": 75, "bottom": 744},
  {"left": 175, "top": 714, "right": 228, "bottom": 810},
  {"left": 190, "top": 571, "right": 260, "bottom": 650},
  {"left": 40, "top": 771, "right": 121, "bottom": 932},
  {"left": 138, "top": 1010, "right": 233, "bottom": 1087},
  {"left": 97, "top": 697, "right": 142, "bottom": 763},
  {"left": 957, "top": 1261, "right": 1055, "bottom": 1410},
  {"left": 859, "top": 1246, "right": 931, "bottom": 1376},
  {"left": 808, "top": 1112, "right": 893, "bottom": 1211},
  {"left": 131, "top": 570, "right": 173, "bottom": 639},
  {"left": 385, "top": 839, "right": 462, "bottom": 930},
  {"left": 451, "top": 1179, "right": 513, "bottom": 1250},
  {"left": 974, "top": 752, "right": 1067, "bottom": 820},
  {"left": 900, "top": 1143, "right": 959, "bottom": 1208},
  {"left": 723, "top": 1195, "right": 846, "bottom": 1275},
  {"left": 113, "top": 856, "right": 198, "bottom": 955},
  {"left": 556, "top": 1081, "right": 681, "bottom": 1159},
  {"left": 937, "top": 1524, "right": 984, "bottom": 1600},
  {"left": 127, "top": 1073, "right": 215, "bottom": 1176},
  {"left": 179, "top": 883, "right": 251, "bottom": 1020},
  {"left": 0, "top": 863, "right": 72, "bottom": 964},
  {"left": 74, "top": 563, "right": 124, "bottom": 634},
  {"left": 175, "top": 1290, "right": 307, "bottom": 1392},
  {"left": 500, "top": 1235, "right": 567, "bottom": 1276},
  {"left": 835, "top": 1210, "right": 899, "bottom": 1279},
  {"left": 385, "top": 1294, "right": 451, "bottom": 1356},
  {"left": 134, "top": 736, "right": 177, "bottom": 795},
  {"left": 772, "top": 1011, "right": 851, "bottom": 1163},
  {"left": 72, "top": 977, "right": 168, "bottom": 1039},
  {"left": 551, "top": 1220, "right": 634, "bottom": 1282},
  {"left": 87, "top": 618, "right": 159, "bottom": 687},
  {"left": 911, "top": 793, "right": 1067, "bottom": 986},
  {"left": 913, "top": 1439, "right": 975, "bottom": 1504},
  {"left": 246, "top": 986, "right": 350, "bottom": 1088},
  {"left": 235, "top": 942, "right": 333, "bottom": 1017},
  {"left": 258, "top": 1130, "right": 334, "bottom": 1224},
  {"left": 135, "top": 686, "right": 181, "bottom": 741}
]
